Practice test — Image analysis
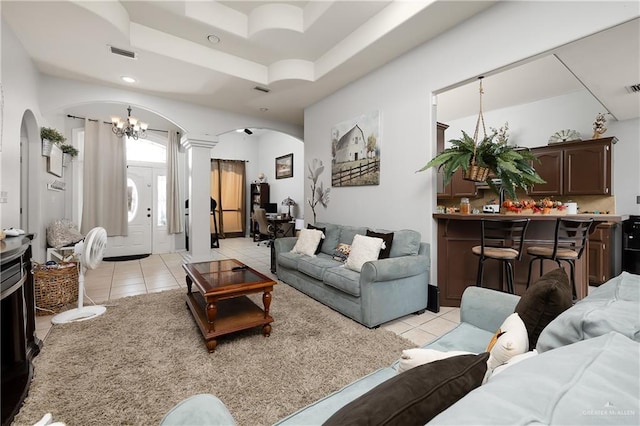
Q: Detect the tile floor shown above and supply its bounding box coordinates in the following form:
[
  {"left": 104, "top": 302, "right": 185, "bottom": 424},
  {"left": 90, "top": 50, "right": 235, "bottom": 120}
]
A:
[{"left": 35, "top": 237, "right": 460, "bottom": 346}]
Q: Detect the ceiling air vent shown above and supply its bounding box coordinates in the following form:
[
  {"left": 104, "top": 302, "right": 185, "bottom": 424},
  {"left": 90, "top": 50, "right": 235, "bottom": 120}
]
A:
[
  {"left": 253, "top": 86, "right": 270, "bottom": 93},
  {"left": 625, "top": 84, "right": 640, "bottom": 94},
  {"left": 110, "top": 46, "right": 137, "bottom": 59}
]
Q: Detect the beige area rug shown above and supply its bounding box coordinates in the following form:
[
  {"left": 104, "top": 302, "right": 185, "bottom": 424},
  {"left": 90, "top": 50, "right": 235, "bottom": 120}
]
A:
[{"left": 14, "top": 283, "right": 415, "bottom": 426}]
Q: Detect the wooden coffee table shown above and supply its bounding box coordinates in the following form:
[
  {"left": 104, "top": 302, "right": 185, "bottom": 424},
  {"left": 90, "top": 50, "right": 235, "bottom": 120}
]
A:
[{"left": 182, "top": 259, "right": 276, "bottom": 352}]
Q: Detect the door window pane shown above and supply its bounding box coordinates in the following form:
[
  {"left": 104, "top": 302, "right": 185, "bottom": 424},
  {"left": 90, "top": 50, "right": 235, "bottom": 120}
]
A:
[
  {"left": 127, "top": 178, "right": 139, "bottom": 222},
  {"left": 157, "top": 175, "right": 167, "bottom": 227}
]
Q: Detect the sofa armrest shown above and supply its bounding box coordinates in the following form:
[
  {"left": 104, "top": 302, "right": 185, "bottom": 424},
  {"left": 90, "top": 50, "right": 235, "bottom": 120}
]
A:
[
  {"left": 360, "top": 255, "right": 429, "bottom": 283},
  {"left": 460, "top": 287, "right": 520, "bottom": 333},
  {"left": 274, "top": 237, "right": 297, "bottom": 253}
]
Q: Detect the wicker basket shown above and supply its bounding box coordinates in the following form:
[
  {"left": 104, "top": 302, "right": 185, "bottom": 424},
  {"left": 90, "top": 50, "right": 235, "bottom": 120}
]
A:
[
  {"left": 34, "top": 263, "right": 79, "bottom": 315},
  {"left": 463, "top": 163, "right": 490, "bottom": 182}
]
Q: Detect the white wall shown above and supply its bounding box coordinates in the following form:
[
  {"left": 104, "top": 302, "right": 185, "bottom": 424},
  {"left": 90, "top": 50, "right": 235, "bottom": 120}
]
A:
[
  {"left": 303, "top": 1, "right": 639, "bottom": 286},
  {"left": 257, "top": 131, "right": 304, "bottom": 219},
  {"left": 1, "top": 20, "right": 50, "bottom": 261}
]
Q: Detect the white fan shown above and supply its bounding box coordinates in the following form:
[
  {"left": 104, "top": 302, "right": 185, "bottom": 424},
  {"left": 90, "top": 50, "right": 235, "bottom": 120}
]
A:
[{"left": 51, "top": 227, "right": 108, "bottom": 324}]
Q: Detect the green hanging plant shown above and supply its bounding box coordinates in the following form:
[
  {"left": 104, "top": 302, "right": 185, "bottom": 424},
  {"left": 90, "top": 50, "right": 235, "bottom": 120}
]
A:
[
  {"left": 60, "top": 144, "right": 79, "bottom": 157},
  {"left": 40, "top": 127, "right": 66, "bottom": 144}
]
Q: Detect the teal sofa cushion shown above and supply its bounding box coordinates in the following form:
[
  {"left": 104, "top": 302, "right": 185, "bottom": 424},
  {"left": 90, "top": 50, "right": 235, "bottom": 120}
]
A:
[
  {"left": 536, "top": 272, "right": 640, "bottom": 352},
  {"left": 431, "top": 332, "right": 640, "bottom": 425},
  {"left": 324, "top": 266, "right": 361, "bottom": 297},
  {"left": 388, "top": 229, "right": 421, "bottom": 257},
  {"left": 278, "top": 251, "right": 304, "bottom": 270},
  {"left": 298, "top": 254, "right": 342, "bottom": 281}
]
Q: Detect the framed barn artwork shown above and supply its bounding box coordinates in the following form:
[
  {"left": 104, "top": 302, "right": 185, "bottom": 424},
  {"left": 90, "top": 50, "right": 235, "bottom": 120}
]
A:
[{"left": 331, "top": 110, "right": 380, "bottom": 187}]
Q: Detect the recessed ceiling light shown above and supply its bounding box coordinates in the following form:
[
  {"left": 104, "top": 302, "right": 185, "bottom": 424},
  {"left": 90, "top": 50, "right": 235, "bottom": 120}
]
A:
[
  {"left": 207, "top": 34, "right": 221, "bottom": 44},
  {"left": 121, "top": 76, "right": 136, "bottom": 83},
  {"left": 259, "top": 108, "right": 269, "bottom": 112}
]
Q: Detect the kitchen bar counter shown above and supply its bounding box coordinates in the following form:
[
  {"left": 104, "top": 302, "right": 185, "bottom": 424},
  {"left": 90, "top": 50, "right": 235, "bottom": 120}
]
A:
[
  {"left": 433, "top": 213, "right": 623, "bottom": 307},
  {"left": 433, "top": 213, "right": 625, "bottom": 222}
]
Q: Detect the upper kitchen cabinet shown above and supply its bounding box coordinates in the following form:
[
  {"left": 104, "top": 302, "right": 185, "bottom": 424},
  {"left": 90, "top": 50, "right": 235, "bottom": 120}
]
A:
[
  {"left": 529, "top": 146, "right": 563, "bottom": 196},
  {"left": 564, "top": 137, "right": 615, "bottom": 195},
  {"left": 529, "top": 137, "right": 616, "bottom": 196},
  {"left": 436, "top": 122, "right": 478, "bottom": 199}
]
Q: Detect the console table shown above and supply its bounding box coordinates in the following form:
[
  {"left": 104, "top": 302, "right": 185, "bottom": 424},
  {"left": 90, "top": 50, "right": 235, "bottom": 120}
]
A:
[{"left": 1, "top": 234, "right": 41, "bottom": 426}]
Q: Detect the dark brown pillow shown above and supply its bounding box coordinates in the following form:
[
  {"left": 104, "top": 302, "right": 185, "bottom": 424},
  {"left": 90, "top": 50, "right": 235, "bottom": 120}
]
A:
[
  {"left": 514, "top": 267, "right": 572, "bottom": 350},
  {"left": 366, "top": 230, "right": 394, "bottom": 259},
  {"left": 307, "top": 224, "right": 326, "bottom": 254},
  {"left": 322, "top": 353, "right": 489, "bottom": 426}
]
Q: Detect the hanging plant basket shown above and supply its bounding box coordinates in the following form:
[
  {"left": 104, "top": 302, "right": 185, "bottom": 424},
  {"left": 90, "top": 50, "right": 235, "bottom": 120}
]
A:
[
  {"left": 42, "top": 138, "right": 54, "bottom": 157},
  {"left": 62, "top": 153, "right": 71, "bottom": 167},
  {"left": 463, "top": 162, "right": 490, "bottom": 182}
]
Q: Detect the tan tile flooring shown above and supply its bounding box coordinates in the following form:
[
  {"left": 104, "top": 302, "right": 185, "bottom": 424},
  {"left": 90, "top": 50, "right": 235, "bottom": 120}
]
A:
[{"left": 35, "top": 237, "right": 460, "bottom": 346}]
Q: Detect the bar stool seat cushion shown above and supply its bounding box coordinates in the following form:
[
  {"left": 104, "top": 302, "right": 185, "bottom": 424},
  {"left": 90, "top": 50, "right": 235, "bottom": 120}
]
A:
[
  {"left": 527, "top": 246, "right": 578, "bottom": 259},
  {"left": 471, "top": 246, "right": 519, "bottom": 259}
]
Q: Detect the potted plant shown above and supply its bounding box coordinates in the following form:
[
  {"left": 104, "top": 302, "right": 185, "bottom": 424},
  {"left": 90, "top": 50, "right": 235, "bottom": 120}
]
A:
[
  {"left": 60, "top": 144, "right": 79, "bottom": 166},
  {"left": 418, "top": 126, "right": 545, "bottom": 200},
  {"left": 40, "top": 127, "right": 66, "bottom": 157}
]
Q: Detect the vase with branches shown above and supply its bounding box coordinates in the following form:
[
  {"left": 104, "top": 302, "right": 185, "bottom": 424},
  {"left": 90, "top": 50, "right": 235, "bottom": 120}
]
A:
[{"left": 307, "top": 159, "right": 330, "bottom": 224}]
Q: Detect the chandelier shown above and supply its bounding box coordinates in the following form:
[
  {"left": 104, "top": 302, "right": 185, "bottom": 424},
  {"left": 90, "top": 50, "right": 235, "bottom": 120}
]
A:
[{"left": 111, "top": 106, "right": 148, "bottom": 140}]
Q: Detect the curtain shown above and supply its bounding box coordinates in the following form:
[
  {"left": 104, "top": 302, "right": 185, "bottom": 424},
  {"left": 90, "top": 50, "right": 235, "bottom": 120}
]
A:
[
  {"left": 211, "top": 159, "right": 246, "bottom": 237},
  {"left": 81, "top": 119, "right": 128, "bottom": 236},
  {"left": 166, "top": 130, "right": 183, "bottom": 234}
]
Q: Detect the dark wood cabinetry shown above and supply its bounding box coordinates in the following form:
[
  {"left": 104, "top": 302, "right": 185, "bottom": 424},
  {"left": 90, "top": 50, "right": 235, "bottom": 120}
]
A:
[
  {"left": 436, "top": 122, "right": 478, "bottom": 199},
  {"left": 564, "top": 138, "right": 613, "bottom": 195},
  {"left": 528, "top": 146, "right": 563, "bottom": 196},
  {"left": 588, "top": 222, "right": 621, "bottom": 286},
  {"left": 250, "top": 183, "right": 269, "bottom": 212},
  {"left": 529, "top": 137, "right": 615, "bottom": 196},
  {"left": 250, "top": 183, "right": 269, "bottom": 237}
]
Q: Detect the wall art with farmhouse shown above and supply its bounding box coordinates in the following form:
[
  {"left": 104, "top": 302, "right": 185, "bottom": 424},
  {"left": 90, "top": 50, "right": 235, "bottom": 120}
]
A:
[{"left": 331, "top": 110, "right": 380, "bottom": 187}]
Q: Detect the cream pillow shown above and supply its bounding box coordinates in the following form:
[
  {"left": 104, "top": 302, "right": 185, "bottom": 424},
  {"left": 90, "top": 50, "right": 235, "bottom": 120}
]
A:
[
  {"left": 291, "top": 229, "right": 325, "bottom": 256},
  {"left": 397, "top": 348, "right": 473, "bottom": 374},
  {"left": 345, "top": 234, "right": 386, "bottom": 272},
  {"left": 486, "top": 312, "right": 529, "bottom": 370}
]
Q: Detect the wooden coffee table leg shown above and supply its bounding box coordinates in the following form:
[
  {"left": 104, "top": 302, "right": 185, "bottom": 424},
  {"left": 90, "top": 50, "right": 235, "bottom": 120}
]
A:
[
  {"left": 206, "top": 300, "right": 217, "bottom": 333},
  {"left": 262, "top": 324, "right": 271, "bottom": 337},
  {"left": 206, "top": 339, "right": 218, "bottom": 353},
  {"left": 186, "top": 275, "right": 192, "bottom": 294},
  {"left": 262, "top": 290, "right": 272, "bottom": 318}
]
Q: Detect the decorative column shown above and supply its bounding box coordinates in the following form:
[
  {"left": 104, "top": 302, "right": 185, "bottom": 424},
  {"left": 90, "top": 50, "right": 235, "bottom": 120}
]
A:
[{"left": 180, "top": 133, "right": 218, "bottom": 263}]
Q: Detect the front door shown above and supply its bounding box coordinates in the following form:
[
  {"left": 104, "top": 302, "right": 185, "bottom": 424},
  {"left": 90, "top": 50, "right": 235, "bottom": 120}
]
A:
[{"left": 104, "top": 166, "right": 153, "bottom": 257}]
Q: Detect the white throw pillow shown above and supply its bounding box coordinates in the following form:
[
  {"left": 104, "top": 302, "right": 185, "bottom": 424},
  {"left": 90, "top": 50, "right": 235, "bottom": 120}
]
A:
[
  {"left": 290, "top": 229, "right": 325, "bottom": 256},
  {"left": 345, "top": 234, "right": 386, "bottom": 272},
  {"left": 486, "top": 312, "right": 529, "bottom": 370},
  {"left": 397, "top": 348, "right": 473, "bottom": 374}
]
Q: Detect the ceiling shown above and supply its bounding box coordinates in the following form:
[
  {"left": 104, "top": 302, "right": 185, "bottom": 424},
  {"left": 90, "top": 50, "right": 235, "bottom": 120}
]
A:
[{"left": 2, "top": 1, "right": 638, "bottom": 129}]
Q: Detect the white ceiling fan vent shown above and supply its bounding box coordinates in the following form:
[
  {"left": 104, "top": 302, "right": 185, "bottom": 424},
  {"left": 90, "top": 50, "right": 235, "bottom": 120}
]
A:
[
  {"left": 625, "top": 84, "right": 640, "bottom": 94},
  {"left": 109, "top": 46, "right": 137, "bottom": 59},
  {"left": 253, "top": 86, "right": 270, "bottom": 93}
]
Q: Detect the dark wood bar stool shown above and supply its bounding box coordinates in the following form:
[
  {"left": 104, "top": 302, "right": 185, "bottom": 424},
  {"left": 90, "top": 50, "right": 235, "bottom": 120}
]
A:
[
  {"left": 526, "top": 217, "right": 593, "bottom": 298},
  {"left": 472, "top": 218, "right": 530, "bottom": 294}
]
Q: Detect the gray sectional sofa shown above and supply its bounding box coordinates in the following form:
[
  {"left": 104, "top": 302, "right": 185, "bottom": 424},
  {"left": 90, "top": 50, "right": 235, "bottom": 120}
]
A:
[{"left": 273, "top": 222, "right": 431, "bottom": 328}]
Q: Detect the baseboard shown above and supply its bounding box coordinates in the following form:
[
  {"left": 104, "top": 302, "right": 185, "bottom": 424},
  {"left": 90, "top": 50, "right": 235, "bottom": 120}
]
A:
[{"left": 427, "top": 285, "right": 440, "bottom": 313}]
